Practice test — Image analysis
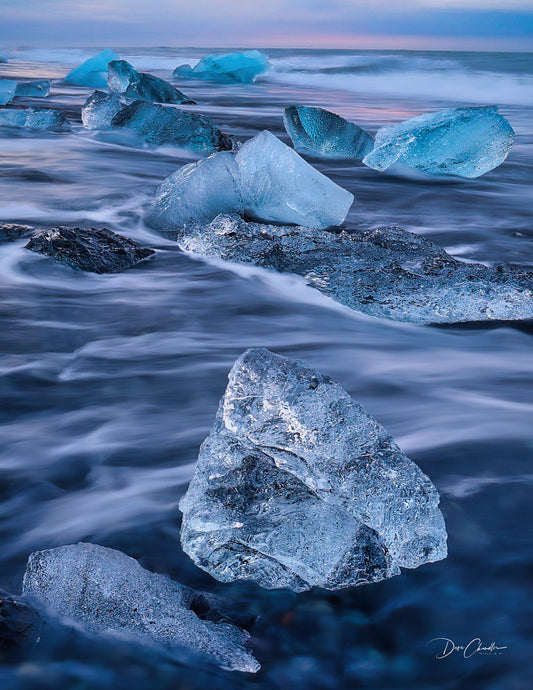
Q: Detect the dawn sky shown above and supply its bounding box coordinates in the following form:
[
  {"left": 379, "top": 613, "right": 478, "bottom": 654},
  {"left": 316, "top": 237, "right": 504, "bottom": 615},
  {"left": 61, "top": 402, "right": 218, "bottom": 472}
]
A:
[{"left": 1, "top": 0, "right": 532, "bottom": 50}]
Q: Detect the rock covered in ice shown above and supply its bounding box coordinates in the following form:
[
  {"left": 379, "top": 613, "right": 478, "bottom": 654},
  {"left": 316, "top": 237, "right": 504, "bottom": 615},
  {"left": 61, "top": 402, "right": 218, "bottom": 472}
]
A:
[
  {"left": 146, "top": 153, "right": 243, "bottom": 234},
  {"left": 180, "top": 348, "right": 447, "bottom": 592},
  {"left": 174, "top": 50, "right": 271, "bottom": 84},
  {"left": 235, "top": 130, "right": 354, "bottom": 228},
  {"left": 22, "top": 543, "right": 259, "bottom": 672},
  {"left": 0, "top": 224, "right": 34, "bottom": 242},
  {"left": 25, "top": 226, "right": 155, "bottom": 273},
  {"left": 81, "top": 90, "right": 127, "bottom": 130},
  {"left": 0, "top": 590, "right": 42, "bottom": 661},
  {"left": 0, "top": 79, "right": 17, "bottom": 105},
  {"left": 108, "top": 59, "right": 194, "bottom": 105},
  {"left": 15, "top": 79, "right": 51, "bottom": 98},
  {"left": 179, "top": 215, "right": 533, "bottom": 324},
  {"left": 65, "top": 49, "right": 120, "bottom": 88},
  {"left": 363, "top": 106, "right": 514, "bottom": 178},
  {"left": 284, "top": 105, "right": 374, "bottom": 160},
  {"left": 110, "top": 100, "right": 233, "bottom": 152},
  {"left": 0, "top": 108, "right": 70, "bottom": 131}
]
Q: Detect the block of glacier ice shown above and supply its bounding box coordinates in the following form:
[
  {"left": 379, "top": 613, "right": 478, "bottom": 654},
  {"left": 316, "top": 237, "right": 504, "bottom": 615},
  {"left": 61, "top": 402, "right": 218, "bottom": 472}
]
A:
[
  {"left": 145, "top": 153, "right": 243, "bottom": 234},
  {"left": 235, "top": 130, "right": 354, "bottom": 228},
  {"left": 284, "top": 105, "right": 374, "bottom": 160},
  {"left": 0, "top": 108, "right": 70, "bottom": 131},
  {"left": 363, "top": 106, "right": 514, "bottom": 178},
  {"left": 65, "top": 49, "right": 119, "bottom": 88},
  {"left": 110, "top": 100, "right": 233, "bottom": 152},
  {"left": 0, "top": 79, "right": 17, "bottom": 105},
  {"left": 23, "top": 542, "right": 259, "bottom": 672},
  {"left": 15, "top": 79, "right": 51, "bottom": 98},
  {"left": 108, "top": 59, "right": 194, "bottom": 104},
  {"left": 179, "top": 215, "right": 533, "bottom": 324},
  {"left": 0, "top": 55, "right": 7, "bottom": 64},
  {"left": 81, "top": 90, "right": 127, "bottom": 130},
  {"left": 180, "top": 348, "right": 447, "bottom": 592},
  {"left": 174, "top": 50, "right": 271, "bottom": 84}
]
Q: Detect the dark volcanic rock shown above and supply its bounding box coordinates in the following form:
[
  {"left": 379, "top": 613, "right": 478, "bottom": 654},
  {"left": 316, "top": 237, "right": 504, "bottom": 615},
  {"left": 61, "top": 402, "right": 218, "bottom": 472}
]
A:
[
  {"left": 25, "top": 227, "right": 155, "bottom": 274},
  {"left": 0, "top": 589, "right": 42, "bottom": 661}
]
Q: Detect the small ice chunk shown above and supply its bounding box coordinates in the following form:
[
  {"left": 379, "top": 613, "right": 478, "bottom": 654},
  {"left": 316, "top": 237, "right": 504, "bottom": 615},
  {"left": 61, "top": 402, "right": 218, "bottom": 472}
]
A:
[
  {"left": 15, "top": 79, "right": 51, "bottom": 98},
  {"left": 23, "top": 542, "right": 259, "bottom": 672},
  {"left": 0, "top": 55, "right": 7, "bottom": 64},
  {"left": 81, "top": 90, "right": 127, "bottom": 130},
  {"left": 174, "top": 50, "right": 271, "bottom": 84},
  {"left": 25, "top": 226, "right": 155, "bottom": 273},
  {"left": 235, "top": 130, "right": 354, "bottom": 228},
  {"left": 0, "top": 107, "right": 70, "bottom": 131},
  {"left": 180, "top": 348, "right": 447, "bottom": 592},
  {"left": 108, "top": 59, "right": 194, "bottom": 104},
  {"left": 65, "top": 49, "right": 120, "bottom": 88},
  {"left": 0, "top": 79, "right": 17, "bottom": 105},
  {"left": 363, "top": 106, "right": 514, "bottom": 178},
  {"left": 284, "top": 105, "right": 374, "bottom": 160},
  {"left": 145, "top": 152, "right": 243, "bottom": 234},
  {"left": 179, "top": 215, "right": 533, "bottom": 324}
]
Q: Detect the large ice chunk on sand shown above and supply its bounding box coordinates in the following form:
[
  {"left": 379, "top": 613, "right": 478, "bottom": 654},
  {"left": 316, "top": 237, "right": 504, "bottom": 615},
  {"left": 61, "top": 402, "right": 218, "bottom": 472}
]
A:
[
  {"left": 23, "top": 542, "right": 259, "bottom": 672},
  {"left": 108, "top": 59, "right": 194, "bottom": 104},
  {"left": 235, "top": 130, "right": 354, "bottom": 228},
  {"left": 65, "top": 49, "right": 119, "bottom": 88},
  {"left": 81, "top": 90, "right": 127, "bottom": 130},
  {"left": 284, "top": 105, "right": 374, "bottom": 160},
  {"left": 145, "top": 153, "right": 243, "bottom": 234},
  {"left": 174, "top": 50, "right": 271, "bottom": 84},
  {"left": 0, "top": 108, "right": 70, "bottom": 131},
  {"left": 179, "top": 215, "right": 533, "bottom": 325},
  {"left": 363, "top": 106, "right": 514, "bottom": 178},
  {"left": 180, "top": 348, "right": 447, "bottom": 592},
  {"left": 0, "top": 79, "right": 17, "bottom": 105},
  {"left": 15, "top": 79, "right": 51, "bottom": 98}
]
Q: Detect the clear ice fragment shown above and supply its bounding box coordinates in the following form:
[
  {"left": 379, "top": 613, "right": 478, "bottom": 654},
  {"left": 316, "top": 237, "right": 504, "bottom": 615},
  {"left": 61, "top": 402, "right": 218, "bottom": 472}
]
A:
[
  {"left": 15, "top": 79, "right": 51, "bottom": 98},
  {"left": 108, "top": 59, "right": 194, "bottom": 104},
  {"left": 0, "top": 79, "right": 17, "bottom": 105},
  {"left": 0, "top": 107, "right": 70, "bottom": 131},
  {"left": 174, "top": 50, "right": 271, "bottom": 84}
]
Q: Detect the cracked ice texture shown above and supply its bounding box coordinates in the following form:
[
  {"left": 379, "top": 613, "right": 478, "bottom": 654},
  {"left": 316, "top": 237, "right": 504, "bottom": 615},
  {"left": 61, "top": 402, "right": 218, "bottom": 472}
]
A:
[
  {"left": 179, "top": 215, "right": 533, "bottom": 324},
  {"left": 81, "top": 91, "right": 127, "bottom": 130},
  {"left": 23, "top": 543, "right": 259, "bottom": 672},
  {"left": 174, "top": 50, "right": 271, "bottom": 84},
  {"left": 65, "top": 49, "right": 120, "bottom": 88},
  {"left": 0, "top": 108, "right": 70, "bottom": 131},
  {"left": 107, "top": 60, "right": 193, "bottom": 105},
  {"left": 180, "top": 348, "right": 447, "bottom": 592},
  {"left": 0, "top": 80, "right": 17, "bottom": 105},
  {"left": 363, "top": 106, "right": 514, "bottom": 178},
  {"left": 284, "top": 105, "right": 374, "bottom": 160}
]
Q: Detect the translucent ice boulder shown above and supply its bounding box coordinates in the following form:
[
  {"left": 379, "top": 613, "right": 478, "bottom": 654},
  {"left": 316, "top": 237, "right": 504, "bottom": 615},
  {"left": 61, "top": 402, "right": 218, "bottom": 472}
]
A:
[
  {"left": 363, "top": 106, "right": 514, "bottom": 178},
  {"left": 284, "top": 105, "right": 374, "bottom": 160},
  {"left": 108, "top": 59, "right": 194, "bottom": 104},
  {"left": 179, "top": 215, "right": 533, "bottom": 325},
  {"left": 65, "top": 49, "right": 119, "bottom": 88},
  {"left": 145, "top": 152, "right": 243, "bottom": 234},
  {"left": 0, "top": 108, "right": 70, "bottom": 131},
  {"left": 81, "top": 90, "right": 127, "bottom": 130},
  {"left": 235, "top": 130, "right": 354, "bottom": 228},
  {"left": 174, "top": 50, "right": 271, "bottom": 84},
  {"left": 0, "top": 79, "right": 17, "bottom": 105},
  {"left": 23, "top": 542, "right": 259, "bottom": 672},
  {"left": 180, "top": 348, "right": 447, "bottom": 592},
  {"left": 15, "top": 79, "right": 51, "bottom": 98},
  {"left": 0, "top": 55, "right": 7, "bottom": 64}
]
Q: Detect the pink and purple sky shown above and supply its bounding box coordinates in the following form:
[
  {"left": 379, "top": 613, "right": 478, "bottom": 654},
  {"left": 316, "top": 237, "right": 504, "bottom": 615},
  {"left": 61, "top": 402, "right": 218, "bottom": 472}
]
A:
[{"left": 0, "top": 0, "right": 532, "bottom": 50}]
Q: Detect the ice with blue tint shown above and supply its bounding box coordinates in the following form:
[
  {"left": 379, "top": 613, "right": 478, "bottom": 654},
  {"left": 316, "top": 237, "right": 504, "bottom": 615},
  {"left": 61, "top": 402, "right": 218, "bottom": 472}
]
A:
[
  {"left": 107, "top": 59, "right": 193, "bottom": 105},
  {"left": 174, "top": 50, "right": 271, "bottom": 84},
  {"left": 179, "top": 214, "right": 533, "bottom": 325},
  {"left": 15, "top": 80, "right": 51, "bottom": 98},
  {"left": 65, "top": 49, "right": 120, "bottom": 88},
  {"left": 81, "top": 90, "right": 127, "bottom": 130},
  {"left": 0, "top": 108, "right": 70, "bottom": 131},
  {"left": 284, "top": 105, "right": 374, "bottom": 160},
  {"left": 180, "top": 347, "right": 447, "bottom": 592},
  {"left": 23, "top": 542, "right": 259, "bottom": 673},
  {"left": 235, "top": 130, "right": 354, "bottom": 228},
  {"left": 0, "top": 79, "right": 17, "bottom": 105},
  {"left": 0, "top": 55, "right": 7, "bottom": 64},
  {"left": 145, "top": 153, "right": 243, "bottom": 234},
  {"left": 363, "top": 106, "right": 514, "bottom": 178}
]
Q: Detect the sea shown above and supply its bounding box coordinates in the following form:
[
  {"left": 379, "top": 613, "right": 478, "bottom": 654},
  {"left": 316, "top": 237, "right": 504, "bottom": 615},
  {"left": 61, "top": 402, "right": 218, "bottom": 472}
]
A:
[{"left": 0, "top": 47, "right": 532, "bottom": 689}]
